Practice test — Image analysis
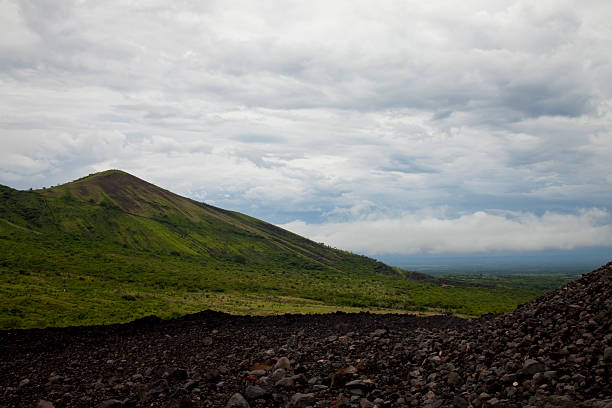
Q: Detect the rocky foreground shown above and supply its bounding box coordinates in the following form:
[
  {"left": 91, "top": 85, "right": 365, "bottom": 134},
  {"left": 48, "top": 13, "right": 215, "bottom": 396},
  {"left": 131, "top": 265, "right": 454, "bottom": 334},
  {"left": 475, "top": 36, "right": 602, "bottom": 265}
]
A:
[{"left": 1, "top": 264, "right": 611, "bottom": 408}]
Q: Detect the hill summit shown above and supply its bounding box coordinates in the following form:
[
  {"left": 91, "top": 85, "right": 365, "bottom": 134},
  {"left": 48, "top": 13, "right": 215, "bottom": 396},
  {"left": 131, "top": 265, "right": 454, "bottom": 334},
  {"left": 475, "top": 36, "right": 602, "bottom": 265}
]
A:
[{"left": 43, "top": 169, "right": 205, "bottom": 218}]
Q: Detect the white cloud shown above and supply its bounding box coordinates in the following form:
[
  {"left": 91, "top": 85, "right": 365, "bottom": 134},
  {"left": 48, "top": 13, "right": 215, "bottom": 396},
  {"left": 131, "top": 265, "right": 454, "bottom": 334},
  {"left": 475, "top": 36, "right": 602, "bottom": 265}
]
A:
[
  {"left": 0, "top": 0, "right": 611, "bottom": 249},
  {"left": 281, "top": 209, "right": 612, "bottom": 255}
]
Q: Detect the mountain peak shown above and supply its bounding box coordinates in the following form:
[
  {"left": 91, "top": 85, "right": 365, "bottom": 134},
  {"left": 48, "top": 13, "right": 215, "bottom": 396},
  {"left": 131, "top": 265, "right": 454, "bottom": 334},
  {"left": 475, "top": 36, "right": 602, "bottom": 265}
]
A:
[
  {"left": 74, "top": 169, "right": 145, "bottom": 184},
  {"left": 40, "top": 169, "right": 187, "bottom": 218}
]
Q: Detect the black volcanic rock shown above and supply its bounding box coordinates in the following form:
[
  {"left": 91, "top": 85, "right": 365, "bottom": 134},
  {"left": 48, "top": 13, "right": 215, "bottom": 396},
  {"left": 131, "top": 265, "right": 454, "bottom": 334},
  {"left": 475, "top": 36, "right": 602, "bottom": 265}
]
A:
[{"left": 1, "top": 263, "right": 611, "bottom": 407}]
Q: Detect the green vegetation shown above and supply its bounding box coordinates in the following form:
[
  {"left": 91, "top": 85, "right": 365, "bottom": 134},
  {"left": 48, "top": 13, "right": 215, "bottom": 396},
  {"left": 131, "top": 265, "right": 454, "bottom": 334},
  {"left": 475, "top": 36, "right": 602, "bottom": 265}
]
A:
[
  {"left": 436, "top": 273, "right": 579, "bottom": 291},
  {"left": 1, "top": 170, "right": 546, "bottom": 329}
]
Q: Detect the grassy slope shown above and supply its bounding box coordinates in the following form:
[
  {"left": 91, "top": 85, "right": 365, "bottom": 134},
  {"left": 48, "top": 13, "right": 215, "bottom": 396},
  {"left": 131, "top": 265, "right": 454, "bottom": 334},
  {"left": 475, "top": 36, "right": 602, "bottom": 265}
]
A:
[{"left": 0, "top": 170, "right": 542, "bottom": 329}]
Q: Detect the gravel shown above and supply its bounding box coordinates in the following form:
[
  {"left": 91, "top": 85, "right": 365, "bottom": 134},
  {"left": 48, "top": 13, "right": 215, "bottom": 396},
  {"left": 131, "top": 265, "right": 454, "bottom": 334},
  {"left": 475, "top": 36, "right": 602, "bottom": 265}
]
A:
[{"left": 1, "top": 263, "right": 611, "bottom": 407}]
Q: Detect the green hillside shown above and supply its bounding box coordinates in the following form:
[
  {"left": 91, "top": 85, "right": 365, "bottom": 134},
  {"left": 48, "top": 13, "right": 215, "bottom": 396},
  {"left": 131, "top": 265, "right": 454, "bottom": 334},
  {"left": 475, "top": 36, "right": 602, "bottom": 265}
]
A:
[{"left": 0, "top": 170, "right": 541, "bottom": 329}]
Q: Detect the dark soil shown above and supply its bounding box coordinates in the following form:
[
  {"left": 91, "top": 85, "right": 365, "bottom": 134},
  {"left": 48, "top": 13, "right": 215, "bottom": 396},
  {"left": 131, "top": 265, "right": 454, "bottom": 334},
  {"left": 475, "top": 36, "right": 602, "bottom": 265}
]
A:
[{"left": 1, "top": 264, "right": 611, "bottom": 408}]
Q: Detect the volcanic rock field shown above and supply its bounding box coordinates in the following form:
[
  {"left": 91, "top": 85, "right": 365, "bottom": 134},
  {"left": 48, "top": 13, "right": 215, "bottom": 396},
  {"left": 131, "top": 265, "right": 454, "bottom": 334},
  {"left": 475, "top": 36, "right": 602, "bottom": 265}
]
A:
[{"left": 1, "top": 263, "right": 611, "bottom": 408}]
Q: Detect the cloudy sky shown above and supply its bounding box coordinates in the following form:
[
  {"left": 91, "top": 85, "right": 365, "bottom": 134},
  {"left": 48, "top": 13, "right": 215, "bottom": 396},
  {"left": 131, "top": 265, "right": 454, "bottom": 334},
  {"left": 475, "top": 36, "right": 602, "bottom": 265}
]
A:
[{"left": 1, "top": 0, "right": 611, "bottom": 259}]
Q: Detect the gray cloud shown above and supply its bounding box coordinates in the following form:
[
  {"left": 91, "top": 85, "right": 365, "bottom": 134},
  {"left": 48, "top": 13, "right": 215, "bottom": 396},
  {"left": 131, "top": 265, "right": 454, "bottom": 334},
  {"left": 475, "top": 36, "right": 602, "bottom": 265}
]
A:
[
  {"left": 1, "top": 0, "right": 611, "bottom": 254},
  {"left": 232, "top": 134, "right": 285, "bottom": 144}
]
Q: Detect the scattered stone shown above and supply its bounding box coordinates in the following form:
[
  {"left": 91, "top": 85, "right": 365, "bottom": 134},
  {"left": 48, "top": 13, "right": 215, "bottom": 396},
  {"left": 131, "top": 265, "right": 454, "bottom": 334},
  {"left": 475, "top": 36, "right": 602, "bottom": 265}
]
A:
[
  {"left": 271, "top": 368, "right": 286, "bottom": 382},
  {"left": 290, "top": 392, "right": 316, "bottom": 407},
  {"left": 244, "top": 385, "right": 266, "bottom": 400},
  {"left": 522, "top": 359, "right": 546, "bottom": 376},
  {"left": 487, "top": 397, "right": 500, "bottom": 407},
  {"left": 604, "top": 347, "right": 612, "bottom": 362},
  {"left": 204, "top": 368, "right": 221, "bottom": 382},
  {"left": 183, "top": 379, "right": 199, "bottom": 391},
  {"left": 447, "top": 371, "right": 461, "bottom": 386},
  {"left": 226, "top": 393, "right": 249, "bottom": 408},
  {"left": 345, "top": 379, "right": 372, "bottom": 395},
  {"left": 360, "top": 398, "right": 374, "bottom": 408},
  {"left": 166, "top": 367, "right": 188, "bottom": 381},
  {"left": 370, "top": 329, "right": 387, "bottom": 337},
  {"left": 97, "top": 400, "right": 123, "bottom": 408},
  {"left": 147, "top": 379, "right": 169, "bottom": 396},
  {"left": 273, "top": 357, "right": 291, "bottom": 371},
  {"left": 452, "top": 395, "right": 468, "bottom": 408},
  {"left": 48, "top": 375, "right": 63, "bottom": 384},
  {"left": 275, "top": 377, "right": 295, "bottom": 388},
  {"left": 538, "top": 395, "right": 575, "bottom": 408}
]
